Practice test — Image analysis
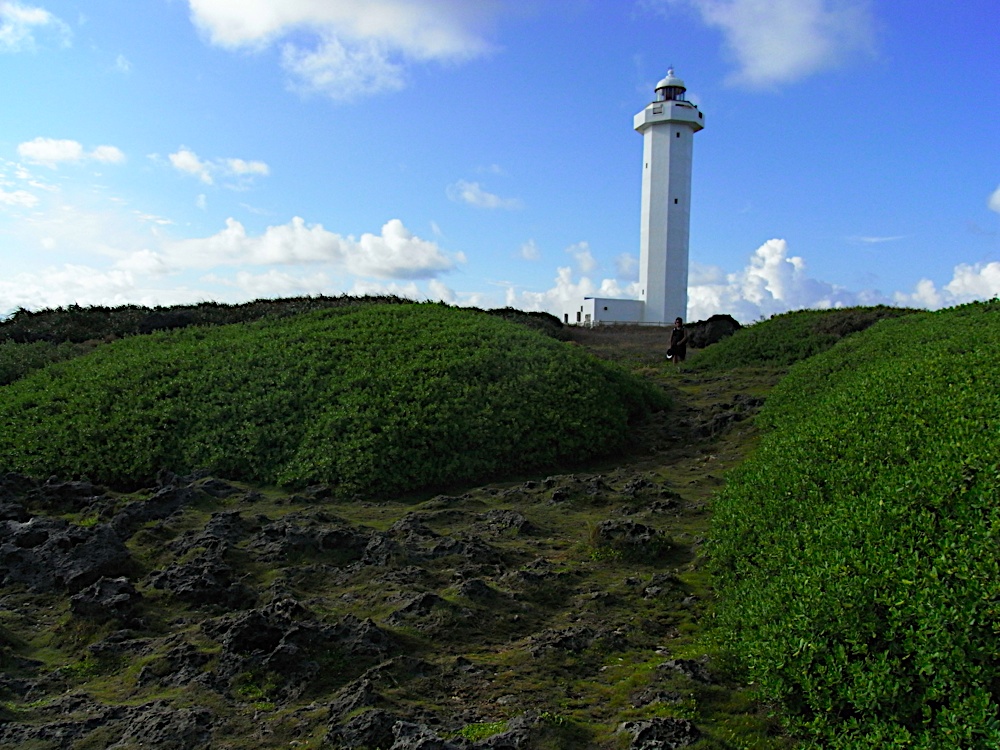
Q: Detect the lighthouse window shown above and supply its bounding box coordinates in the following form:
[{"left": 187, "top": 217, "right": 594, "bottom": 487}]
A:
[
  {"left": 676, "top": 132, "right": 681, "bottom": 138},
  {"left": 674, "top": 199, "right": 679, "bottom": 204}
]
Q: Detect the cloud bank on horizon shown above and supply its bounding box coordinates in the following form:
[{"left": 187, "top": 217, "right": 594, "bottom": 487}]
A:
[{"left": 1, "top": 0, "right": 998, "bottom": 323}]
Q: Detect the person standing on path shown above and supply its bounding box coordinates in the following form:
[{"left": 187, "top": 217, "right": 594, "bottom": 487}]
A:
[{"left": 668, "top": 317, "right": 688, "bottom": 364}]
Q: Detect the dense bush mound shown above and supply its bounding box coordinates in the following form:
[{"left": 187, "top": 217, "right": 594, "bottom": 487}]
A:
[
  {"left": 0, "top": 339, "right": 97, "bottom": 386},
  {"left": 0, "top": 294, "right": 413, "bottom": 344},
  {"left": 687, "top": 305, "right": 917, "bottom": 370},
  {"left": 710, "top": 300, "right": 1000, "bottom": 747},
  {"left": 0, "top": 297, "right": 566, "bottom": 385},
  {"left": 0, "top": 304, "right": 665, "bottom": 497}
]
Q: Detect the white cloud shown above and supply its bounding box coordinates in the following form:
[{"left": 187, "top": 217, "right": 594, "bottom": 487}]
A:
[
  {"left": 566, "top": 241, "right": 596, "bottom": 273},
  {"left": 282, "top": 35, "right": 406, "bottom": 100},
  {"left": 512, "top": 237, "right": 891, "bottom": 323},
  {"left": 447, "top": 180, "right": 522, "bottom": 210},
  {"left": 988, "top": 185, "right": 1000, "bottom": 214},
  {"left": 225, "top": 158, "right": 270, "bottom": 176},
  {"left": 17, "top": 138, "right": 125, "bottom": 168},
  {"left": 168, "top": 147, "right": 270, "bottom": 186},
  {"left": 187, "top": 0, "right": 499, "bottom": 100},
  {"left": 615, "top": 252, "right": 638, "bottom": 280},
  {"left": 91, "top": 145, "right": 126, "bottom": 164},
  {"left": 506, "top": 264, "right": 642, "bottom": 318},
  {"left": 518, "top": 237, "right": 1000, "bottom": 324},
  {"left": 851, "top": 234, "right": 907, "bottom": 244},
  {"left": 895, "top": 262, "right": 1000, "bottom": 310},
  {"left": 0, "top": 188, "right": 39, "bottom": 207},
  {"left": 120, "top": 216, "right": 460, "bottom": 281},
  {"left": 169, "top": 147, "right": 214, "bottom": 184},
  {"left": 209, "top": 268, "right": 334, "bottom": 298},
  {"left": 0, "top": 265, "right": 140, "bottom": 310},
  {"left": 18, "top": 137, "right": 83, "bottom": 166},
  {"left": 115, "top": 53, "right": 131, "bottom": 73},
  {"left": 686, "top": 238, "right": 875, "bottom": 320},
  {"left": 519, "top": 239, "right": 540, "bottom": 261},
  {"left": 0, "top": 1, "right": 71, "bottom": 52},
  {"left": 348, "top": 278, "right": 421, "bottom": 299},
  {"left": 653, "top": 0, "right": 875, "bottom": 88}
]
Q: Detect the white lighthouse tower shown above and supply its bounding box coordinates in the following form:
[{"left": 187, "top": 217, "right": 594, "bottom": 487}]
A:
[
  {"left": 567, "top": 69, "right": 703, "bottom": 327},
  {"left": 635, "top": 69, "right": 704, "bottom": 324}
]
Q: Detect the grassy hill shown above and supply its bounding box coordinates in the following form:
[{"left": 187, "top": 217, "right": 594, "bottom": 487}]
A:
[
  {"left": 2, "top": 298, "right": 999, "bottom": 748},
  {"left": 709, "top": 300, "right": 1000, "bottom": 747},
  {"left": 0, "top": 303, "right": 663, "bottom": 497},
  {"left": 686, "top": 305, "right": 918, "bottom": 371}
]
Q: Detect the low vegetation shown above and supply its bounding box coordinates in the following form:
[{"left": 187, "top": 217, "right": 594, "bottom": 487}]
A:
[
  {"left": 709, "top": 300, "right": 1000, "bottom": 747},
  {"left": 686, "top": 305, "right": 917, "bottom": 371},
  {"left": 3, "top": 297, "right": 999, "bottom": 748},
  {"left": 0, "top": 303, "right": 665, "bottom": 497},
  {"left": 0, "top": 296, "right": 565, "bottom": 384}
]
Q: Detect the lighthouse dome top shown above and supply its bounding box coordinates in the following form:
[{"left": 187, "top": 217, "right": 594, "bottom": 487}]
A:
[
  {"left": 656, "top": 68, "right": 685, "bottom": 90},
  {"left": 654, "top": 68, "right": 688, "bottom": 102}
]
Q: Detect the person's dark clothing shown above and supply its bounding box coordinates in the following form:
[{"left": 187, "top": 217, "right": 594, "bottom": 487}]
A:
[{"left": 670, "top": 326, "right": 687, "bottom": 362}]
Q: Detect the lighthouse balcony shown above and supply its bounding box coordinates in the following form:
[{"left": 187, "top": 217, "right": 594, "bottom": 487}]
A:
[{"left": 634, "top": 101, "right": 704, "bottom": 132}]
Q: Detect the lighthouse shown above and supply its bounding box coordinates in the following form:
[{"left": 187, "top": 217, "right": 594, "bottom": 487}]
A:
[
  {"left": 636, "top": 69, "right": 704, "bottom": 324},
  {"left": 567, "top": 69, "right": 703, "bottom": 327}
]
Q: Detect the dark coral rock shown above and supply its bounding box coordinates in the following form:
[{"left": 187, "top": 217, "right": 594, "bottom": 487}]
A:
[
  {"left": 0, "top": 518, "right": 131, "bottom": 592},
  {"left": 617, "top": 718, "right": 700, "bottom": 749},
  {"left": 70, "top": 576, "right": 142, "bottom": 622}
]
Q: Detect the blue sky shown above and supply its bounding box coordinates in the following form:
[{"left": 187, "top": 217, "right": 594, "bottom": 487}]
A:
[{"left": 1, "top": 0, "right": 998, "bottom": 323}]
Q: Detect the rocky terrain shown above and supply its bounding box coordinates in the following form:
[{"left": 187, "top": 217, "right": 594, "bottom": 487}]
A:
[{"left": 0, "top": 325, "right": 787, "bottom": 749}]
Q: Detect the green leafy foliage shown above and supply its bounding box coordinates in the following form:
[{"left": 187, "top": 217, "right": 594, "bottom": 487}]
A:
[
  {"left": 0, "top": 304, "right": 666, "bottom": 497},
  {"left": 687, "top": 305, "right": 918, "bottom": 371},
  {"left": 454, "top": 720, "right": 507, "bottom": 741},
  {"left": 709, "top": 300, "right": 1000, "bottom": 747},
  {"left": 0, "top": 340, "right": 95, "bottom": 386}
]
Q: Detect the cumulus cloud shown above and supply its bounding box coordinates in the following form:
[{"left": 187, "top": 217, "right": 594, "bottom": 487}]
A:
[
  {"left": 282, "top": 35, "right": 406, "bottom": 100},
  {"left": 0, "top": 188, "right": 39, "bottom": 207},
  {"left": 17, "top": 138, "right": 124, "bottom": 168},
  {"left": 169, "top": 147, "right": 214, "bottom": 184},
  {"left": 516, "top": 237, "right": 1000, "bottom": 325},
  {"left": 510, "top": 237, "right": 891, "bottom": 323},
  {"left": 0, "top": 265, "right": 141, "bottom": 311},
  {"left": 519, "top": 239, "right": 540, "bottom": 261},
  {"left": 447, "top": 180, "right": 522, "bottom": 210},
  {"left": 187, "top": 0, "right": 499, "bottom": 100},
  {"left": 168, "top": 147, "right": 270, "bottom": 186},
  {"left": 0, "top": 1, "right": 70, "bottom": 52},
  {"left": 895, "top": 262, "right": 1000, "bottom": 310},
  {"left": 652, "top": 0, "right": 875, "bottom": 87},
  {"left": 204, "top": 268, "right": 334, "bottom": 298},
  {"left": 566, "top": 241, "right": 596, "bottom": 273},
  {"left": 90, "top": 145, "right": 126, "bottom": 164},
  {"left": 119, "top": 216, "right": 460, "bottom": 280},
  {"left": 508, "top": 266, "right": 642, "bottom": 317},
  {"left": 225, "top": 158, "right": 270, "bottom": 177},
  {"left": 686, "top": 238, "right": 881, "bottom": 320},
  {"left": 989, "top": 185, "right": 1000, "bottom": 214},
  {"left": 615, "top": 252, "right": 639, "bottom": 280}
]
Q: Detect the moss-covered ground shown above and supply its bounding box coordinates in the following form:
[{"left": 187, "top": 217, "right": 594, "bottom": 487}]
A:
[{"left": 0, "top": 315, "right": 793, "bottom": 749}]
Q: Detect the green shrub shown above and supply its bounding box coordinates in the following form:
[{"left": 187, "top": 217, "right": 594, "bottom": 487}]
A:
[
  {"left": 687, "top": 305, "right": 917, "bottom": 371},
  {"left": 0, "top": 340, "right": 94, "bottom": 386},
  {"left": 709, "top": 300, "right": 1000, "bottom": 747},
  {"left": 0, "top": 304, "right": 666, "bottom": 497}
]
